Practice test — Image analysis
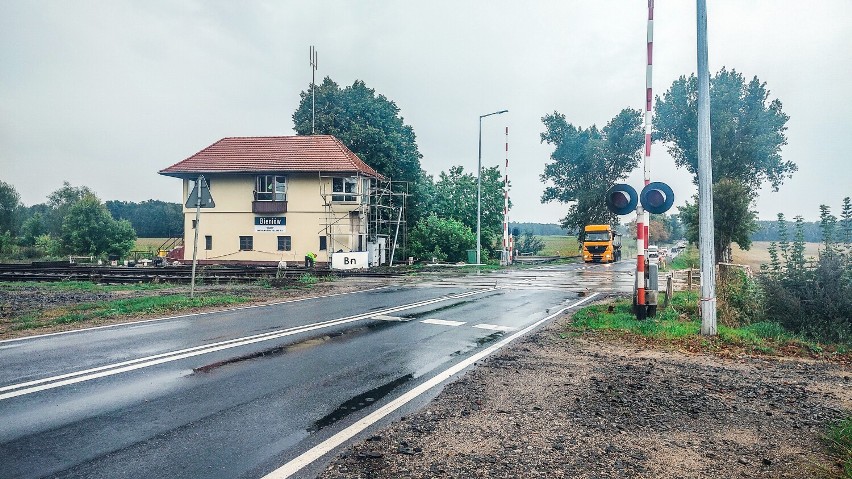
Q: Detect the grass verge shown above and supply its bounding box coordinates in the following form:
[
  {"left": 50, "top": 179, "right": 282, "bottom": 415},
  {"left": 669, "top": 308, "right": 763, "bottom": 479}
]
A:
[
  {"left": 568, "top": 292, "right": 850, "bottom": 361},
  {"left": 824, "top": 416, "right": 852, "bottom": 478},
  {"left": 0, "top": 280, "right": 173, "bottom": 293},
  {"left": 11, "top": 294, "right": 252, "bottom": 331}
]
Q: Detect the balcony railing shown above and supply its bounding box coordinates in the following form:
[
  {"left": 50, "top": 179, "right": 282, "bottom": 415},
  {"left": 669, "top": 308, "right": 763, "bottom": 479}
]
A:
[{"left": 252, "top": 201, "right": 287, "bottom": 214}]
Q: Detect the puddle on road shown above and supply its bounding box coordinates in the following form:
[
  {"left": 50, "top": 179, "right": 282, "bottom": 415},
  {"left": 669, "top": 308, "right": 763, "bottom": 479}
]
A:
[
  {"left": 308, "top": 373, "right": 414, "bottom": 432},
  {"left": 475, "top": 331, "right": 505, "bottom": 346},
  {"left": 192, "top": 320, "right": 400, "bottom": 374}
]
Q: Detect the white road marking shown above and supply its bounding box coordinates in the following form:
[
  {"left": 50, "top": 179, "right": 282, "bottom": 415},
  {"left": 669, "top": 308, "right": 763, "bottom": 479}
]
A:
[
  {"left": 420, "top": 319, "right": 466, "bottom": 327},
  {"left": 0, "top": 289, "right": 495, "bottom": 401},
  {"left": 473, "top": 323, "right": 517, "bottom": 332},
  {"left": 0, "top": 286, "right": 392, "bottom": 344},
  {"left": 370, "top": 315, "right": 407, "bottom": 322},
  {"left": 262, "top": 293, "right": 601, "bottom": 479}
]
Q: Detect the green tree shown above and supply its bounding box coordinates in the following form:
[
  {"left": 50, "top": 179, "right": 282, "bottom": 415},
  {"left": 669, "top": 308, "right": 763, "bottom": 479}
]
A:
[
  {"left": 841, "top": 196, "right": 852, "bottom": 247},
  {"left": 19, "top": 213, "right": 47, "bottom": 246},
  {"left": 45, "top": 182, "right": 97, "bottom": 237},
  {"left": 0, "top": 180, "right": 22, "bottom": 235},
  {"left": 516, "top": 231, "right": 545, "bottom": 255},
  {"left": 408, "top": 214, "right": 475, "bottom": 263},
  {"left": 105, "top": 199, "right": 182, "bottom": 238},
  {"left": 60, "top": 193, "right": 136, "bottom": 257},
  {"left": 540, "top": 108, "right": 644, "bottom": 238},
  {"left": 430, "top": 165, "right": 508, "bottom": 255},
  {"left": 654, "top": 68, "right": 793, "bottom": 261},
  {"left": 679, "top": 178, "right": 757, "bottom": 263},
  {"left": 292, "top": 78, "right": 429, "bottom": 226}
]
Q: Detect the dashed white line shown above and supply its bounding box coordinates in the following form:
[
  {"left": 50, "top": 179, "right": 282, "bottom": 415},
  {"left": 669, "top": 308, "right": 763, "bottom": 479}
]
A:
[
  {"left": 473, "top": 323, "right": 517, "bottom": 332},
  {"left": 261, "top": 292, "right": 600, "bottom": 479},
  {"left": 0, "top": 289, "right": 494, "bottom": 401},
  {"left": 420, "top": 319, "right": 466, "bottom": 327},
  {"left": 371, "top": 315, "right": 408, "bottom": 322}
]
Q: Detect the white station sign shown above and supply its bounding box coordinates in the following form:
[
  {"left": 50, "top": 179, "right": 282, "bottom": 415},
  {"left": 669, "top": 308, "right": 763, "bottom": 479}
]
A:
[{"left": 331, "top": 251, "right": 368, "bottom": 270}]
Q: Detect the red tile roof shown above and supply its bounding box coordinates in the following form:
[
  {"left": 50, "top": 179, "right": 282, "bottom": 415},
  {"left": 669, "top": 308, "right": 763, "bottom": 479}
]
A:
[{"left": 159, "top": 135, "right": 383, "bottom": 179}]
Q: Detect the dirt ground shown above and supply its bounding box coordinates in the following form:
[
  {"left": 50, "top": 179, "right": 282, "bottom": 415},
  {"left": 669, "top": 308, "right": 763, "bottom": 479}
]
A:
[
  {"left": 0, "top": 276, "right": 399, "bottom": 340},
  {"left": 319, "top": 311, "right": 852, "bottom": 479},
  {"left": 3, "top": 274, "right": 850, "bottom": 477}
]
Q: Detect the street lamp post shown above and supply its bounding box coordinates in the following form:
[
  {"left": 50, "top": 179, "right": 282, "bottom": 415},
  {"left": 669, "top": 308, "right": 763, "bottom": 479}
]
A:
[{"left": 477, "top": 109, "right": 508, "bottom": 265}]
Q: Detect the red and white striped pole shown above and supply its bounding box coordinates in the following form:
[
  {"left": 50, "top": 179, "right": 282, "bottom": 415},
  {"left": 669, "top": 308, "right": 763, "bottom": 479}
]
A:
[
  {"left": 502, "top": 126, "right": 510, "bottom": 265},
  {"left": 643, "top": 0, "right": 654, "bottom": 250},
  {"left": 635, "top": 0, "right": 655, "bottom": 318},
  {"left": 636, "top": 206, "right": 646, "bottom": 317}
]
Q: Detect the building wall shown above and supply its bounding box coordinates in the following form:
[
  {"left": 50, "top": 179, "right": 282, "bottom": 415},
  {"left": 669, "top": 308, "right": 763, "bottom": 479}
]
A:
[{"left": 180, "top": 173, "right": 368, "bottom": 264}]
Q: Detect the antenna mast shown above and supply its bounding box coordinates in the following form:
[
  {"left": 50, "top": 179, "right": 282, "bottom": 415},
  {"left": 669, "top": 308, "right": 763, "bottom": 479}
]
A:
[{"left": 310, "top": 45, "right": 318, "bottom": 134}]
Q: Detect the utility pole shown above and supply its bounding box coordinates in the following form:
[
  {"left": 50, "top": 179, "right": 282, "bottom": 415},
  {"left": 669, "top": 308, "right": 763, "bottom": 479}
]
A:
[
  {"left": 310, "top": 45, "right": 318, "bottom": 134},
  {"left": 696, "top": 0, "right": 717, "bottom": 335},
  {"left": 477, "top": 109, "right": 508, "bottom": 265}
]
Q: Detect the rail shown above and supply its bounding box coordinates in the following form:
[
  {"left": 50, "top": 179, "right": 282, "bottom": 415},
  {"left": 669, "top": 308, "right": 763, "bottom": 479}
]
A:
[{"left": 0, "top": 263, "right": 404, "bottom": 284}]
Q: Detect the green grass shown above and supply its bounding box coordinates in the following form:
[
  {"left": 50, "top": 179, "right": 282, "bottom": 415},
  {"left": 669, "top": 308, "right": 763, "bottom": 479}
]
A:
[
  {"left": 664, "top": 244, "right": 700, "bottom": 271},
  {"left": 569, "top": 292, "right": 845, "bottom": 358},
  {"left": 538, "top": 235, "right": 580, "bottom": 257},
  {"left": 825, "top": 417, "right": 852, "bottom": 478},
  {"left": 10, "top": 294, "right": 252, "bottom": 331},
  {"left": 572, "top": 300, "right": 698, "bottom": 339},
  {"left": 134, "top": 238, "right": 170, "bottom": 251}
]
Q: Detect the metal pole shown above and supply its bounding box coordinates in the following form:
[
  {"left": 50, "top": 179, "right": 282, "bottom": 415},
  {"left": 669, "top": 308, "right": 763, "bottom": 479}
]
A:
[
  {"left": 477, "top": 116, "right": 482, "bottom": 266},
  {"left": 477, "top": 109, "right": 508, "bottom": 266},
  {"left": 310, "top": 46, "right": 317, "bottom": 134},
  {"left": 502, "top": 126, "right": 509, "bottom": 266},
  {"left": 636, "top": 205, "right": 646, "bottom": 319},
  {"left": 643, "top": 0, "right": 654, "bottom": 250},
  {"left": 190, "top": 175, "right": 202, "bottom": 299},
  {"left": 697, "top": 0, "right": 717, "bottom": 335}
]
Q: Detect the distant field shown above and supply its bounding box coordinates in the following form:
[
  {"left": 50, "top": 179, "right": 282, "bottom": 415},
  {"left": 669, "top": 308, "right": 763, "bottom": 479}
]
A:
[
  {"left": 134, "top": 238, "right": 170, "bottom": 252},
  {"left": 731, "top": 241, "right": 822, "bottom": 269},
  {"left": 538, "top": 235, "right": 580, "bottom": 257}
]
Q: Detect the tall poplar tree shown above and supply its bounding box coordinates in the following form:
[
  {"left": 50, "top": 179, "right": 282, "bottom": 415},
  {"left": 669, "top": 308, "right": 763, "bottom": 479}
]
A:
[
  {"left": 655, "top": 68, "right": 794, "bottom": 260},
  {"left": 539, "top": 108, "right": 644, "bottom": 238}
]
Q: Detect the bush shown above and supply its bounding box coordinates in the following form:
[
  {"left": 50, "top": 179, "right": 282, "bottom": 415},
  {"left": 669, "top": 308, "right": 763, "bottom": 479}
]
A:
[
  {"left": 717, "top": 267, "right": 765, "bottom": 327},
  {"left": 409, "top": 214, "right": 475, "bottom": 263},
  {"left": 759, "top": 205, "right": 852, "bottom": 344}
]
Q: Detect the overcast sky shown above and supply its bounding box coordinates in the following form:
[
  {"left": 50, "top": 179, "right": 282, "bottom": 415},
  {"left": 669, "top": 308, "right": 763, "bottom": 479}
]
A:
[{"left": 2, "top": 1, "right": 850, "bottom": 224}]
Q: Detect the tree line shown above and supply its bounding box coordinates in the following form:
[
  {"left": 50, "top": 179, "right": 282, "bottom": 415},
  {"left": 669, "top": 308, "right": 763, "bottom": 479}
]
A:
[
  {"left": 540, "top": 67, "right": 795, "bottom": 263},
  {"left": 0, "top": 67, "right": 813, "bottom": 265},
  {"left": 0, "top": 181, "right": 183, "bottom": 260}
]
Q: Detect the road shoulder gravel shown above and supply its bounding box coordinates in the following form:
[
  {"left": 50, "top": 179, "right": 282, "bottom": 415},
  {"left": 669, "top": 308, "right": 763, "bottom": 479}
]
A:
[{"left": 319, "top": 308, "right": 852, "bottom": 478}]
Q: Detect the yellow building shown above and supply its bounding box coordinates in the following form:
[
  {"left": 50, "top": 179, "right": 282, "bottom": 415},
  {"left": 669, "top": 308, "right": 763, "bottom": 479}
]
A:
[{"left": 159, "top": 135, "right": 384, "bottom": 267}]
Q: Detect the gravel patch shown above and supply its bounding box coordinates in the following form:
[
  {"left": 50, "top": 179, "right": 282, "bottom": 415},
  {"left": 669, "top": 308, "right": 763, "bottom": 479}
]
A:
[{"left": 320, "top": 313, "right": 852, "bottom": 478}]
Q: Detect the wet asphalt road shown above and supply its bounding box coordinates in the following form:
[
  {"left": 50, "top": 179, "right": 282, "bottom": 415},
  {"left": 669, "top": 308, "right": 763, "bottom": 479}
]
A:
[{"left": 0, "top": 262, "right": 634, "bottom": 479}]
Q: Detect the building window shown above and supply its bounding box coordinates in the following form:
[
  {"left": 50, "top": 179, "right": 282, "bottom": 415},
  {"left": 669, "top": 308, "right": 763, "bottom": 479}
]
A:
[
  {"left": 192, "top": 219, "right": 197, "bottom": 229},
  {"left": 239, "top": 236, "right": 253, "bottom": 251},
  {"left": 332, "top": 177, "right": 358, "bottom": 202},
  {"left": 319, "top": 236, "right": 327, "bottom": 251},
  {"left": 277, "top": 236, "right": 291, "bottom": 251},
  {"left": 205, "top": 235, "right": 212, "bottom": 250},
  {"left": 255, "top": 175, "right": 286, "bottom": 201}
]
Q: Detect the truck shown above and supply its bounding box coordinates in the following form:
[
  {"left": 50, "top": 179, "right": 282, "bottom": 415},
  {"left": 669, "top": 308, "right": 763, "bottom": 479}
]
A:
[{"left": 582, "top": 224, "right": 622, "bottom": 263}]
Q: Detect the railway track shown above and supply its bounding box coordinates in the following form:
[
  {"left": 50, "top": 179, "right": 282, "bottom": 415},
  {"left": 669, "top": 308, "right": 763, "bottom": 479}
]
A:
[{"left": 0, "top": 263, "right": 403, "bottom": 284}]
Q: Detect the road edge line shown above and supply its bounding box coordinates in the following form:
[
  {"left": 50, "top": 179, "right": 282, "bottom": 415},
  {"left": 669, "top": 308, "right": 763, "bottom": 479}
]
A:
[
  {"left": 262, "top": 292, "right": 600, "bottom": 479},
  {"left": 0, "top": 286, "right": 391, "bottom": 344}
]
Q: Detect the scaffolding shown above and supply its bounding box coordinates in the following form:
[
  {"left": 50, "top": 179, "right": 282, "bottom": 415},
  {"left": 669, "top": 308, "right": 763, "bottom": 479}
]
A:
[{"left": 318, "top": 174, "right": 408, "bottom": 266}]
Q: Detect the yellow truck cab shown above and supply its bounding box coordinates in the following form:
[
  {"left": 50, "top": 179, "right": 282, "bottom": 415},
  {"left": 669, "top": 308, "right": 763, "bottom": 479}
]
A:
[{"left": 582, "top": 224, "right": 622, "bottom": 263}]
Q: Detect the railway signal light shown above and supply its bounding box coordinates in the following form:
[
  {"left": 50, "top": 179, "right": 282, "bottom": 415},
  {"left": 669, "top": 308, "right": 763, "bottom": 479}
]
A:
[
  {"left": 605, "top": 184, "right": 638, "bottom": 215},
  {"left": 640, "top": 181, "right": 675, "bottom": 214}
]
